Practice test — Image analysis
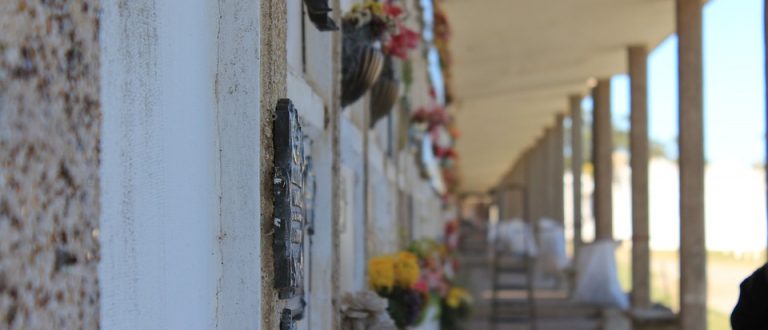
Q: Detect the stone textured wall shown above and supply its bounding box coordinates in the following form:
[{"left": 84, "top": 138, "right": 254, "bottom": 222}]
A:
[
  {"left": 260, "top": 0, "right": 287, "bottom": 327},
  {"left": 0, "top": 1, "right": 100, "bottom": 329}
]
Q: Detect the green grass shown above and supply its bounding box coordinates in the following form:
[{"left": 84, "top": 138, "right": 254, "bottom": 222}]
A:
[
  {"left": 613, "top": 247, "right": 754, "bottom": 330},
  {"left": 708, "top": 309, "right": 731, "bottom": 330}
]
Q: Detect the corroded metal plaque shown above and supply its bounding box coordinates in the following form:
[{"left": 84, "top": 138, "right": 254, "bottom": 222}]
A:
[{"left": 273, "top": 98, "right": 305, "bottom": 299}]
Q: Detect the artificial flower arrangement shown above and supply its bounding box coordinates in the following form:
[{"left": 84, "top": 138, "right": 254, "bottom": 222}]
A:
[
  {"left": 342, "top": 0, "right": 420, "bottom": 108},
  {"left": 407, "top": 237, "right": 472, "bottom": 329},
  {"left": 343, "top": 0, "right": 398, "bottom": 39},
  {"left": 409, "top": 100, "right": 461, "bottom": 192},
  {"left": 369, "top": 1, "right": 420, "bottom": 127},
  {"left": 409, "top": 238, "right": 454, "bottom": 296},
  {"left": 343, "top": 0, "right": 420, "bottom": 60},
  {"left": 380, "top": 1, "right": 420, "bottom": 61},
  {"left": 368, "top": 251, "right": 427, "bottom": 329},
  {"left": 439, "top": 287, "right": 472, "bottom": 330},
  {"left": 366, "top": 236, "right": 473, "bottom": 329},
  {"left": 444, "top": 219, "right": 460, "bottom": 252},
  {"left": 409, "top": 104, "right": 448, "bottom": 130},
  {"left": 409, "top": 104, "right": 464, "bottom": 193},
  {"left": 433, "top": 1, "right": 454, "bottom": 105}
]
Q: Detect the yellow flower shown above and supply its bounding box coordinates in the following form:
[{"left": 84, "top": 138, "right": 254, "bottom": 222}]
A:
[
  {"left": 393, "top": 251, "right": 421, "bottom": 288},
  {"left": 368, "top": 255, "right": 395, "bottom": 291},
  {"left": 438, "top": 245, "right": 448, "bottom": 258},
  {"left": 363, "top": 0, "right": 383, "bottom": 16},
  {"left": 446, "top": 287, "right": 471, "bottom": 308}
]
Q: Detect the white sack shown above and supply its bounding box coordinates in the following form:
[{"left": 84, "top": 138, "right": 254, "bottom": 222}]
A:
[
  {"left": 536, "top": 218, "right": 569, "bottom": 275},
  {"left": 571, "top": 240, "right": 629, "bottom": 309},
  {"left": 494, "top": 218, "right": 537, "bottom": 257}
]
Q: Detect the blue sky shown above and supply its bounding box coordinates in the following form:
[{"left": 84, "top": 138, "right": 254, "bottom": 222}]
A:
[{"left": 611, "top": 0, "right": 765, "bottom": 166}]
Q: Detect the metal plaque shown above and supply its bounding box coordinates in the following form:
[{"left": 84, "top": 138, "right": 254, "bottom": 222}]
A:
[
  {"left": 280, "top": 309, "right": 296, "bottom": 330},
  {"left": 303, "top": 0, "right": 339, "bottom": 31},
  {"left": 273, "top": 98, "right": 305, "bottom": 299}
]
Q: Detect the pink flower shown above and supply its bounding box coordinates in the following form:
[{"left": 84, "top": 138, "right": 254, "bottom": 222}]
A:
[
  {"left": 382, "top": 3, "right": 403, "bottom": 18},
  {"left": 385, "top": 25, "right": 419, "bottom": 60},
  {"left": 413, "top": 279, "right": 429, "bottom": 294}
]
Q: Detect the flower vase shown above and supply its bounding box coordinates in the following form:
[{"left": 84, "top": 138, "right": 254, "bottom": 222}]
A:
[
  {"left": 369, "top": 56, "right": 401, "bottom": 127},
  {"left": 407, "top": 303, "right": 440, "bottom": 330},
  {"left": 341, "top": 21, "right": 385, "bottom": 107}
]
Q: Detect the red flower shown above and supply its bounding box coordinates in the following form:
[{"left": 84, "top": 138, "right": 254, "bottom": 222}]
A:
[
  {"left": 445, "top": 220, "right": 458, "bottom": 235},
  {"left": 413, "top": 279, "right": 429, "bottom": 294},
  {"left": 382, "top": 3, "right": 403, "bottom": 17},
  {"left": 385, "top": 25, "right": 419, "bottom": 60},
  {"left": 410, "top": 107, "right": 430, "bottom": 123}
]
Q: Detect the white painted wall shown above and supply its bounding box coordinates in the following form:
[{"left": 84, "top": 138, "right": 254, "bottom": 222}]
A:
[
  {"left": 340, "top": 115, "right": 367, "bottom": 292},
  {"left": 369, "top": 135, "right": 401, "bottom": 254},
  {"left": 100, "top": 1, "right": 262, "bottom": 329},
  {"left": 214, "top": 1, "right": 263, "bottom": 328},
  {"left": 99, "top": 0, "right": 446, "bottom": 327}
]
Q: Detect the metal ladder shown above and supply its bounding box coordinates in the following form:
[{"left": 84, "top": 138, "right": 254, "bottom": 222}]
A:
[{"left": 490, "top": 184, "right": 537, "bottom": 330}]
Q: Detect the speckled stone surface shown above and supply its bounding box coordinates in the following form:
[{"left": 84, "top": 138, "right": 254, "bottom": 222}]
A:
[{"left": 0, "top": 1, "right": 100, "bottom": 329}]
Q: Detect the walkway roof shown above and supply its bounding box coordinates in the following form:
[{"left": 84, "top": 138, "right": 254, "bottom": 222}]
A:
[{"left": 444, "top": 0, "right": 675, "bottom": 192}]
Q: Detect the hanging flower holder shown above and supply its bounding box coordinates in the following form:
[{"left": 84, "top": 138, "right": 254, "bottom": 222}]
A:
[
  {"left": 341, "top": 21, "right": 385, "bottom": 107},
  {"left": 341, "top": 1, "right": 419, "bottom": 108},
  {"left": 369, "top": 56, "right": 400, "bottom": 127}
]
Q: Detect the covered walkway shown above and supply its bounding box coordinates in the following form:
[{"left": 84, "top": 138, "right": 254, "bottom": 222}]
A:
[{"left": 445, "top": 0, "right": 721, "bottom": 329}]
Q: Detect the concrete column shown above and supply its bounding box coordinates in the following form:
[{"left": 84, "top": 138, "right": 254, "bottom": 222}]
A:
[
  {"left": 541, "top": 129, "right": 554, "bottom": 220},
  {"left": 507, "top": 156, "right": 527, "bottom": 219},
  {"left": 538, "top": 135, "right": 549, "bottom": 224},
  {"left": 525, "top": 145, "right": 536, "bottom": 223},
  {"left": 569, "top": 95, "right": 584, "bottom": 256},
  {"left": 592, "top": 79, "right": 613, "bottom": 240},
  {"left": 677, "top": 0, "right": 707, "bottom": 328},
  {"left": 520, "top": 149, "right": 533, "bottom": 225},
  {"left": 496, "top": 188, "right": 507, "bottom": 220},
  {"left": 629, "top": 45, "right": 651, "bottom": 309},
  {"left": 522, "top": 148, "right": 534, "bottom": 223},
  {"left": 527, "top": 141, "right": 545, "bottom": 224},
  {"left": 553, "top": 115, "right": 566, "bottom": 227}
]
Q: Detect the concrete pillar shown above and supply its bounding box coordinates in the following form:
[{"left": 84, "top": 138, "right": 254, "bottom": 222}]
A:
[
  {"left": 525, "top": 145, "right": 536, "bottom": 223},
  {"left": 527, "top": 141, "right": 545, "bottom": 224},
  {"left": 677, "top": 0, "right": 707, "bottom": 328},
  {"left": 569, "top": 95, "right": 584, "bottom": 256},
  {"left": 553, "top": 115, "right": 566, "bottom": 227},
  {"left": 521, "top": 149, "right": 534, "bottom": 222},
  {"left": 538, "top": 135, "right": 549, "bottom": 224},
  {"left": 542, "top": 129, "right": 554, "bottom": 220},
  {"left": 496, "top": 188, "right": 507, "bottom": 220},
  {"left": 507, "top": 156, "right": 527, "bottom": 219},
  {"left": 592, "top": 79, "right": 613, "bottom": 240},
  {"left": 629, "top": 45, "right": 651, "bottom": 309}
]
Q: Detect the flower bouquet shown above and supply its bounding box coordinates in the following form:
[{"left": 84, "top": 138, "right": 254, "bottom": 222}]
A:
[
  {"left": 439, "top": 287, "right": 472, "bottom": 330},
  {"left": 407, "top": 238, "right": 472, "bottom": 329},
  {"left": 368, "top": 252, "right": 428, "bottom": 329},
  {"left": 342, "top": 1, "right": 394, "bottom": 107},
  {"left": 369, "top": 1, "right": 420, "bottom": 125}
]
